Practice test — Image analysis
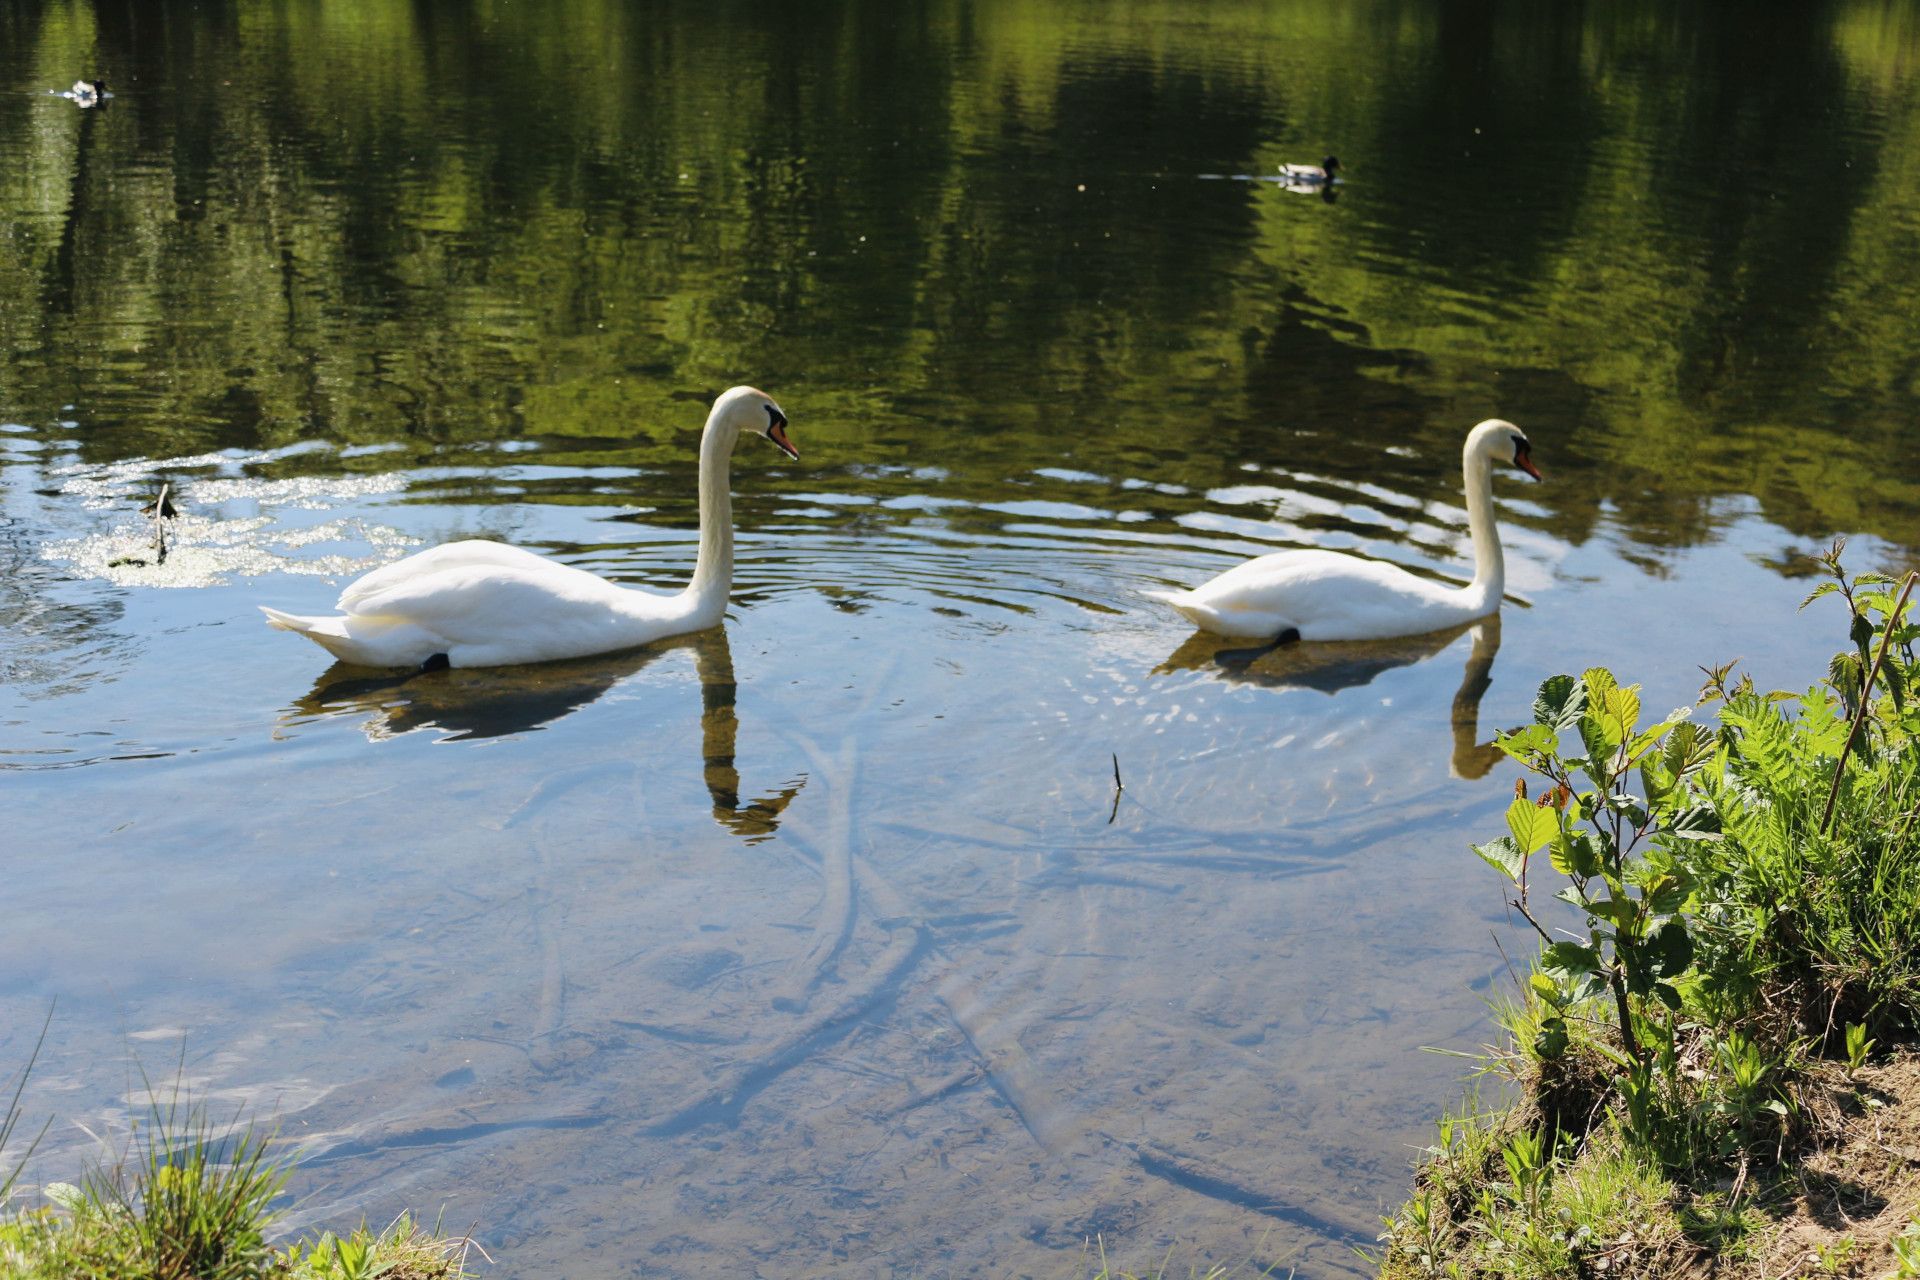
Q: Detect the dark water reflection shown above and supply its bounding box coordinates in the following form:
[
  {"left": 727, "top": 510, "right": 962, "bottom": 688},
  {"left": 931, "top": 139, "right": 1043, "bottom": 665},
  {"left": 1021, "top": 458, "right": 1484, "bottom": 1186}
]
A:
[
  {"left": 1157, "top": 616, "right": 1508, "bottom": 779},
  {"left": 292, "top": 628, "right": 809, "bottom": 839},
  {"left": 4, "top": 0, "right": 1920, "bottom": 1276}
]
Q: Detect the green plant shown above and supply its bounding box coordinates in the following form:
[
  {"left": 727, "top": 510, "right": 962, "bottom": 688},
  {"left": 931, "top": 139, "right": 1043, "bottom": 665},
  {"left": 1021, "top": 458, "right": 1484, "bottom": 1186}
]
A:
[
  {"left": 0, "top": 1011, "right": 54, "bottom": 1209},
  {"left": 321, "top": 1230, "right": 394, "bottom": 1280},
  {"left": 1690, "top": 551, "right": 1920, "bottom": 1036},
  {"left": 1844, "top": 1022, "right": 1874, "bottom": 1077},
  {"left": 1499, "top": 1129, "right": 1548, "bottom": 1212},
  {"left": 1386, "top": 1189, "right": 1446, "bottom": 1278},
  {"left": 76, "top": 1094, "right": 289, "bottom": 1280},
  {"left": 1812, "top": 1235, "right": 1855, "bottom": 1274},
  {"left": 275, "top": 1214, "right": 475, "bottom": 1280},
  {"left": 1405, "top": 556, "right": 1920, "bottom": 1280},
  {"left": 1891, "top": 1220, "right": 1920, "bottom": 1280},
  {"left": 1475, "top": 667, "right": 1711, "bottom": 1082}
]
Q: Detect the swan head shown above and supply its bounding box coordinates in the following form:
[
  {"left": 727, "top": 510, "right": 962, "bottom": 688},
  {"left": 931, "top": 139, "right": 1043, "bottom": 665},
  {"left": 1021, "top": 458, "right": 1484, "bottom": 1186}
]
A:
[
  {"left": 1467, "top": 418, "right": 1541, "bottom": 481},
  {"left": 712, "top": 385, "right": 798, "bottom": 461}
]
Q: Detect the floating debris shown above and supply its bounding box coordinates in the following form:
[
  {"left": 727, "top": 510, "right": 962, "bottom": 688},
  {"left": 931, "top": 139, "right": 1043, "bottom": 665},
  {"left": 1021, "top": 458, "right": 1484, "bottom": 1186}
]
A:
[
  {"left": 57, "top": 512, "right": 415, "bottom": 588},
  {"left": 107, "top": 482, "right": 176, "bottom": 568},
  {"left": 41, "top": 448, "right": 417, "bottom": 587}
]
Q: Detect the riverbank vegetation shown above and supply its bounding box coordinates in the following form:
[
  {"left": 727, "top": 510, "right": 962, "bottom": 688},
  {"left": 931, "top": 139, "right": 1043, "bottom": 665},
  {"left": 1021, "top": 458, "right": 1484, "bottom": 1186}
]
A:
[
  {"left": 1378, "top": 545, "right": 1920, "bottom": 1280},
  {"left": 0, "top": 1063, "right": 476, "bottom": 1280}
]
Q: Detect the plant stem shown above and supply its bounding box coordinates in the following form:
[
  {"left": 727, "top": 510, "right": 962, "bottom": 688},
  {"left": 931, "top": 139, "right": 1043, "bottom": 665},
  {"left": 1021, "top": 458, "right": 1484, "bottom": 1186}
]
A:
[
  {"left": 1820, "top": 571, "right": 1920, "bottom": 836},
  {"left": 1508, "top": 896, "right": 1556, "bottom": 946},
  {"left": 1608, "top": 965, "right": 1644, "bottom": 1068}
]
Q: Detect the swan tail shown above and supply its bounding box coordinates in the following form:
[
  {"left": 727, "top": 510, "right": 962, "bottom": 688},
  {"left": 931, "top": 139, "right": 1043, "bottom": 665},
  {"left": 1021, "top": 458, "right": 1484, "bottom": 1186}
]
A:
[
  {"left": 1144, "top": 589, "right": 1289, "bottom": 640},
  {"left": 261, "top": 606, "right": 449, "bottom": 667},
  {"left": 1143, "top": 587, "right": 1217, "bottom": 632},
  {"left": 259, "top": 606, "right": 387, "bottom": 664},
  {"left": 259, "top": 605, "right": 332, "bottom": 634}
]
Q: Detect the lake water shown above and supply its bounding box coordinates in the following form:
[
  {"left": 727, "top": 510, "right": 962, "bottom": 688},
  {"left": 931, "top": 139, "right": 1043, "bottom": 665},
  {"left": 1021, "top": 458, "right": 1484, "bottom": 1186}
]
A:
[{"left": 4, "top": 1, "right": 1919, "bottom": 1276}]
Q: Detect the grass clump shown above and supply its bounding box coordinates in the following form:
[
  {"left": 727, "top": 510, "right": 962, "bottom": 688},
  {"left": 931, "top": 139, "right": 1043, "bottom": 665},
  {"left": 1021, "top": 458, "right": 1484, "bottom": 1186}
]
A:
[
  {"left": 1073, "top": 1236, "right": 1285, "bottom": 1278},
  {"left": 1380, "top": 545, "right": 1920, "bottom": 1280},
  {"left": 0, "top": 1069, "right": 477, "bottom": 1280}
]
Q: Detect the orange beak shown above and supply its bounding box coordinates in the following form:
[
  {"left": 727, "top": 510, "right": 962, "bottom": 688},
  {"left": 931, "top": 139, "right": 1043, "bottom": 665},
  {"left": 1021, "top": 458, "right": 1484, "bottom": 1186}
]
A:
[
  {"left": 768, "top": 421, "right": 799, "bottom": 461},
  {"left": 1515, "top": 446, "right": 1542, "bottom": 481}
]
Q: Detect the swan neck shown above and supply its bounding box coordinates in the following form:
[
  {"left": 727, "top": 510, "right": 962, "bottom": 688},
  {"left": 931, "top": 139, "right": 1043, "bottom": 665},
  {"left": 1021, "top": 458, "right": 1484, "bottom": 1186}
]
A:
[
  {"left": 686, "top": 410, "right": 735, "bottom": 609},
  {"left": 1462, "top": 445, "right": 1504, "bottom": 608}
]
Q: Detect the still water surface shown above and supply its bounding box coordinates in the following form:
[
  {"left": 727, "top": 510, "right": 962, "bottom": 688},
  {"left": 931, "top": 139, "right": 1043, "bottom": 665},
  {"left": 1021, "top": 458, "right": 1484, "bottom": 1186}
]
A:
[{"left": 4, "top": 1, "right": 1920, "bottom": 1275}]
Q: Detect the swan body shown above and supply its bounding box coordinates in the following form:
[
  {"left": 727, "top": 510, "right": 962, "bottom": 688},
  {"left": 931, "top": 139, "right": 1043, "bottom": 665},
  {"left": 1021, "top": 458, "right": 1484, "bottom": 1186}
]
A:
[
  {"left": 1147, "top": 419, "right": 1539, "bottom": 641},
  {"left": 261, "top": 386, "right": 796, "bottom": 668},
  {"left": 61, "top": 79, "right": 107, "bottom": 106}
]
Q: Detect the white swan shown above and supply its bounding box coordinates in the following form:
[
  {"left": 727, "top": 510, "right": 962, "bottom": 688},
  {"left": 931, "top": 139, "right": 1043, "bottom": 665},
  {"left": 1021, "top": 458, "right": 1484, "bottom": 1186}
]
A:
[
  {"left": 1146, "top": 419, "right": 1539, "bottom": 641},
  {"left": 260, "top": 386, "right": 797, "bottom": 668}
]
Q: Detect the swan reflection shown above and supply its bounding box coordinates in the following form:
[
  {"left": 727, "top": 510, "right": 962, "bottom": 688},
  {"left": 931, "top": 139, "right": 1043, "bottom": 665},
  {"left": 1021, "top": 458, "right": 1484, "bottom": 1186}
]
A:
[
  {"left": 285, "top": 627, "right": 804, "bottom": 839},
  {"left": 1155, "top": 615, "right": 1507, "bottom": 779},
  {"left": 691, "top": 629, "right": 807, "bottom": 842}
]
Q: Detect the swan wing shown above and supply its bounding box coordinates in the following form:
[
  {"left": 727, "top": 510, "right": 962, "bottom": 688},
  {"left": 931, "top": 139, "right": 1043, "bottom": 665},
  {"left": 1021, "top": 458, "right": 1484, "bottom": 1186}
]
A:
[
  {"left": 341, "top": 561, "right": 683, "bottom": 666},
  {"left": 337, "top": 540, "right": 606, "bottom": 614}
]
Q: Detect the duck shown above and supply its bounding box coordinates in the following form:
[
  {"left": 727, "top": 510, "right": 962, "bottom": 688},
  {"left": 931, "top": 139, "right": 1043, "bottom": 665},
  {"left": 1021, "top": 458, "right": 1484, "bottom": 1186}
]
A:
[
  {"left": 260, "top": 386, "right": 797, "bottom": 669},
  {"left": 1278, "top": 155, "right": 1340, "bottom": 186},
  {"left": 1146, "top": 419, "right": 1540, "bottom": 641}
]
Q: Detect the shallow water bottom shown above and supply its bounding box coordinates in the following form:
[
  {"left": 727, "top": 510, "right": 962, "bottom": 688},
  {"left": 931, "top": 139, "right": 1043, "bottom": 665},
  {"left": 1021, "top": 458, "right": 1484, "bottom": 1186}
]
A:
[{"left": 1, "top": 492, "right": 1860, "bottom": 1278}]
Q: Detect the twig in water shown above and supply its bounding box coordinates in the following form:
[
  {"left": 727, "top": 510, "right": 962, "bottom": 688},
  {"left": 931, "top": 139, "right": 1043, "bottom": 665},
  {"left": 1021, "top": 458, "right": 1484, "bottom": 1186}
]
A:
[
  {"left": 147, "top": 482, "right": 172, "bottom": 566},
  {"left": 1107, "top": 752, "right": 1124, "bottom": 825}
]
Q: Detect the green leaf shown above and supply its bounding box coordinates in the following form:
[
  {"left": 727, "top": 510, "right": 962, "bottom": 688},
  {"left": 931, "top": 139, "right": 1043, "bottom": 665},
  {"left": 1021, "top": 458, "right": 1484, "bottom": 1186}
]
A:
[
  {"left": 1639, "top": 760, "right": 1672, "bottom": 805},
  {"left": 1602, "top": 793, "right": 1650, "bottom": 827},
  {"left": 1578, "top": 717, "right": 1617, "bottom": 772},
  {"left": 1534, "top": 1016, "right": 1569, "bottom": 1060},
  {"left": 1473, "top": 836, "right": 1525, "bottom": 882},
  {"left": 1622, "top": 950, "right": 1654, "bottom": 995},
  {"left": 1665, "top": 804, "right": 1722, "bottom": 841},
  {"left": 1646, "top": 877, "right": 1690, "bottom": 916},
  {"left": 1549, "top": 830, "right": 1602, "bottom": 879},
  {"left": 1506, "top": 796, "right": 1558, "bottom": 855},
  {"left": 1828, "top": 651, "right": 1865, "bottom": 709},
  {"left": 1653, "top": 981, "right": 1683, "bottom": 1010},
  {"left": 1800, "top": 581, "right": 1840, "bottom": 610},
  {"left": 1664, "top": 719, "right": 1698, "bottom": 770},
  {"left": 1542, "top": 941, "right": 1601, "bottom": 979},
  {"left": 1649, "top": 921, "right": 1694, "bottom": 976},
  {"left": 1528, "top": 972, "right": 1559, "bottom": 1002},
  {"left": 1574, "top": 674, "right": 1644, "bottom": 763},
  {"left": 1602, "top": 684, "right": 1643, "bottom": 750},
  {"left": 1533, "top": 674, "right": 1585, "bottom": 731},
  {"left": 1497, "top": 723, "right": 1557, "bottom": 760},
  {"left": 1589, "top": 896, "right": 1639, "bottom": 928}
]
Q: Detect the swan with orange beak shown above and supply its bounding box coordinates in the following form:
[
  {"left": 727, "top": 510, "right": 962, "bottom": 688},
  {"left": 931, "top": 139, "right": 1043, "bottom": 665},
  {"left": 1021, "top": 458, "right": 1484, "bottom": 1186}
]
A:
[
  {"left": 1148, "top": 419, "right": 1540, "bottom": 641},
  {"left": 262, "top": 386, "right": 797, "bottom": 669}
]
